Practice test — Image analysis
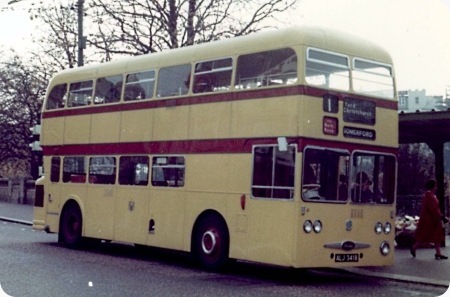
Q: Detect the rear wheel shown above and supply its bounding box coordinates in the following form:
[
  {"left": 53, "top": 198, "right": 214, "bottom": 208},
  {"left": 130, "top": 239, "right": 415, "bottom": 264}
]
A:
[
  {"left": 60, "top": 203, "right": 83, "bottom": 248},
  {"left": 192, "top": 214, "right": 229, "bottom": 270}
]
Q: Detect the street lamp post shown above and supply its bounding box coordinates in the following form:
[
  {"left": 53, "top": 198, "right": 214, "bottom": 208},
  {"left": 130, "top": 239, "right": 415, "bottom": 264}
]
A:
[{"left": 77, "top": 0, "right": 85, "bottom": 66}]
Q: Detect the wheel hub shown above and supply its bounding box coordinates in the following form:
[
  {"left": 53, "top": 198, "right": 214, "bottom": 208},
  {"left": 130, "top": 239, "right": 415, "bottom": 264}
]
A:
[{"left": 201, "top": 230, "right": 217, "bottom": 255}]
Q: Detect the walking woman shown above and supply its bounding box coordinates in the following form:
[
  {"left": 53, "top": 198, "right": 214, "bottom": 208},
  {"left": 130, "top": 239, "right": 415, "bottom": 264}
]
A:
[{"left": 410, "top": 179, "right": 448, "bottom": 259}]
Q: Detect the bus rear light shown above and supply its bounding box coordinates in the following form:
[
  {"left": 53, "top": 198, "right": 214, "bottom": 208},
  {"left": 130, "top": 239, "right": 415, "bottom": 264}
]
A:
[
  {"left": 303, "top": 220, "right": 313, "bottom": 233},
  {"left": 240, "top": 194, "right": 246, "bottom": 210},
  {"left": 380, "top": 241, "right": 390, "bottom": 255}
]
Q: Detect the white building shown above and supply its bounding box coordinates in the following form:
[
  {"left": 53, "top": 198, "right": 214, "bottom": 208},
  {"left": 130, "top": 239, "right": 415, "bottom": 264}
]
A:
[{"left": 398, "top": 89, "right": 446, "bottom": 112}]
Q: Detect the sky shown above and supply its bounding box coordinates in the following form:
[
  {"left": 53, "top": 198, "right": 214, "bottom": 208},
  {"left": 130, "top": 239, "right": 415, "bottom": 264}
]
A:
[{"left": 0, "top": 0, "right": 449, "bottom": 96}]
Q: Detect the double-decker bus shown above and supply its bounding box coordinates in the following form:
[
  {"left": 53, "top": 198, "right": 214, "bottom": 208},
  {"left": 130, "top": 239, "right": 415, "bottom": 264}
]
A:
[{"left": 33, "top": 26, "right": 397, "bottom": 270}]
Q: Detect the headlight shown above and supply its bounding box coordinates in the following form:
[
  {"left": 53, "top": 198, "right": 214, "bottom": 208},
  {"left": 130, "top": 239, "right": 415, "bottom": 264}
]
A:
[
  {"left": 384, "top": 222, "right": 392, "bottom": 234},
  {"left": 380, "top": 241, "right": 390, "bottom": 255},
  {"left": 313, "top": 220, "right": 322, "bottom": 233},
  {"left": 303, "top": 220, "right": 313, "bottom": 233},
  {"left": 374, "top": 222, "right": 383, "bottom": 234}
]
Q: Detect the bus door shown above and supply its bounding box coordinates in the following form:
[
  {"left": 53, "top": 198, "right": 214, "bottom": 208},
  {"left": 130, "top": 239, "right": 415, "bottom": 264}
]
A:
[
  {"left": 114, "top": 156, "right": 150, "bottom": 245},
  {"left": 246, "top": 144, "right": 297, "bottom": 266}
]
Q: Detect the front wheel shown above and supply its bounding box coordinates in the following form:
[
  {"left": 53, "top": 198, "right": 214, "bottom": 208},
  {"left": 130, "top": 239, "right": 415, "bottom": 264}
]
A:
[
  {"left": 60, "top": 203, "right": 83, "bottom": 248},
  {"left": 192, "top": 215, "right": 229, "bottom": 271}
]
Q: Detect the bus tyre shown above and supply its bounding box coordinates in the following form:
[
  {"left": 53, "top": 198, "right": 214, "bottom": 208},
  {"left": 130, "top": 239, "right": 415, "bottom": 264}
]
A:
[
  {"left": 60, "top": 203, "right": 83, "bottom": 248},
  {"left": 193, "top": 215, "right": 229, "bottom": 271}
]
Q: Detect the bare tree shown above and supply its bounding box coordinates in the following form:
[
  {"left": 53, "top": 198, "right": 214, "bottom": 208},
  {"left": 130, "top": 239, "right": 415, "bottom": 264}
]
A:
[
  {"left": 88, "top": 0, "right": 296, "bottom": 56},
  {"left": 29, "top": 3, "right": 79, "bottom": 69},
  {"left": 27, "top": 0, "right": 295, "bottom": 66}
]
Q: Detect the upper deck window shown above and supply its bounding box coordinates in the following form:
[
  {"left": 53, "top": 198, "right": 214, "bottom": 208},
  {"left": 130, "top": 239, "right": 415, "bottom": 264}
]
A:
[
  {"left": 353, "top": 58, "right": 394, "bottom": 99},
  {"left": 235, "top": 48, "right": 297, "bottom": 89},
  {"left": 157, "top": 64, "right": 191, "bottom": 98},
  {"left": 124, "top": 70, "right": 155, "bottom": 101},
  {"left": 46, "top": 84, "right": 67, "bottom": 110},
  {"left": 67, "top": 80, "right": 94, "bottom": 107},
  {"left": 306, "top": 48, "right": 350, "bottom": 91},
  {"left": 94, "top": 74, "right": 123, "bottom": 104},
  {"left": 193, "top": 58, "right": 232, "bottom": 93}
]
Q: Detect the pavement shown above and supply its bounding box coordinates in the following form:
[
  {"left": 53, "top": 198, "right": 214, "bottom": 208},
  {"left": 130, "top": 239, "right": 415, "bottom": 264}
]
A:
[{"left": 0, "top": 201, "right": 449, "bottom": 288}]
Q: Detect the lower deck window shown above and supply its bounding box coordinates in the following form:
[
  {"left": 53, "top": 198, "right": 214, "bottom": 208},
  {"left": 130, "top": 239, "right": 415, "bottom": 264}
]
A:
[
  {"left": 119, "top": 156, "right": 149, "bottom": 186},
  {"left": 301, "top": 147, "right": 396, "bottom": 204},
  {"left": 89, "top": 157, "right": 116, "bottom": 184},
  {"left": 151, "top": 156, "right": 185, "bottom": 187},
  {"left": 302, "top": 148, "right": 349, "bottom": 202},
  {"left": 351, "top": 153, "right": 396, "bottom": 204},
  {"left": 252, "top": 145, "right": 295, "bottom": 199},
  {"left": 63, "top": 157, "right": 87, "bottom": 183}
]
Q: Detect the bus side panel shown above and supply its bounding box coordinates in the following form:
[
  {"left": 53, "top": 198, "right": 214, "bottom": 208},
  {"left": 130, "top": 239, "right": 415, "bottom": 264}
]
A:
[
  {"left": 152, "top": 106, "right": 189, "bottom": 141},
  {"left": 120, "top": 109, "right": 154, "bottom": 143},
  {"left": 231, "top": 97, "right": 299, "bottom": 138},
  {"left": 146, "top": 189, "right": 186, "bottom": 250},
  {"left": 114, "top": 187, "right": 150, "bottom": 245},
  {"left": 244, "top": 199, "right": 297, "bottom": 267},
  {"left": 84, "top": 185, "right": 115, "bottom": 240},
  {"left": 91, "top": 112, "right": 121, "bottom": 144},
  {"left": 64, "top": 115, "right": 91, "bottom": 144},
  {"left": 189, "top": 102, "right": 232, "bottom": 140},
  {"left": 41, "top": 118, "right": 64, "bottom": 146}
]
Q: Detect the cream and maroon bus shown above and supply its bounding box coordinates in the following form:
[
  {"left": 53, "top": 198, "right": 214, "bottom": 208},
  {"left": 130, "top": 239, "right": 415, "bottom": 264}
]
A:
[{"left": 33, "top": 26, "right": 397, "bottom": 270}]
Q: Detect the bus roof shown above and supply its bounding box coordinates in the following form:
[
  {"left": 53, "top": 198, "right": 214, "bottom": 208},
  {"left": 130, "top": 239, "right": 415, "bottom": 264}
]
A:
[{"left": 49, "top": 26, "right": 393, "bottom": 85}]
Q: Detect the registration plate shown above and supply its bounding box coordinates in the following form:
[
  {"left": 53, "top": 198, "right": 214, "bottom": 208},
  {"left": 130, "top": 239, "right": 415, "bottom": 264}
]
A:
[{"left": 335, "top": 253, "right": 359, "bottom": 262}]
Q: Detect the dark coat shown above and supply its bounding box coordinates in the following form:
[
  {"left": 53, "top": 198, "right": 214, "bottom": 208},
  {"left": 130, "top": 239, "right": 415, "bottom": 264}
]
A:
[{"left": 414, "top": 191, "right": 444, "bottom": 243}]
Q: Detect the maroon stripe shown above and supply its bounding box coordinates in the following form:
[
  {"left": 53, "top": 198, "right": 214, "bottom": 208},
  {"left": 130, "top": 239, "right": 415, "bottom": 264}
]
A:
[
  {"left": 42, "top": 137, "right": 397, "bottom": 156},
  {"left": 42, "top": 85, "right": 397, "bottom": 119}
]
